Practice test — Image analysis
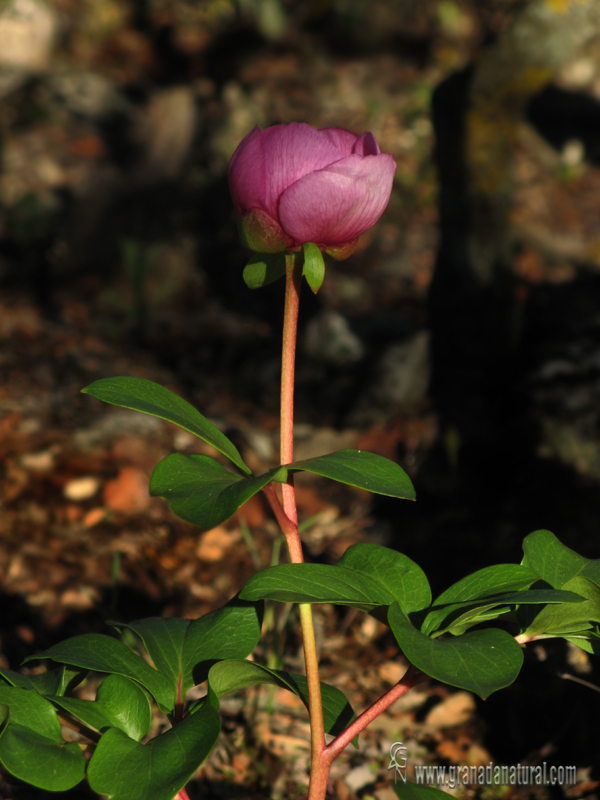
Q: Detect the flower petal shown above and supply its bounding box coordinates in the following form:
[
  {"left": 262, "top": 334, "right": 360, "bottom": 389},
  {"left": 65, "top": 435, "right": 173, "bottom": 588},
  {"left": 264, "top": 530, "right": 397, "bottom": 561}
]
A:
[
  {"left": 278, "top": 153, "right": 396, "bottom": 246},
  {"left": 229, "top": 123, "right": 354, "bottom": 219},
  {"left": 320, "top": 128, "right": 359, "bottom": 156},
  {"left": 353, "top": 132, "right": 380, "bottom": 156},
  {"left": 228, "top": 126, "right": 269, "bottom": 216}
]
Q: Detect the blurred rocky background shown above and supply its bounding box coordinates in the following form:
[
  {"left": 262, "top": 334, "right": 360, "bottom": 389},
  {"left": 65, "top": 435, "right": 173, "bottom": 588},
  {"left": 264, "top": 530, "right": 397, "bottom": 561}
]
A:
[{"left": 1, "top": 0, "right": 600, "bottom": 797}]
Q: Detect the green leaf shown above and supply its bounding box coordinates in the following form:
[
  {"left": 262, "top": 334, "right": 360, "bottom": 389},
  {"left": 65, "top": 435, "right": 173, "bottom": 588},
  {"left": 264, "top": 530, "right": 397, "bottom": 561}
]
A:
[
  {"left": 82, "top": 377, "right": 250, "bottom": 475},
  {"left": 0, "top": 685, "right": 63, "bottom": 741},
  {"left": 50, "top": 674, "right": 151, "bottom": 741},
  {"left": 241, "top": 563, "right": 396, "bottom": 610},
  {"left": 150, "top": 454, "right": 286, "bottom": 530},
  {"left": 388, "top": 602, "right": 524, "bottom": 699},
  {"left": 0, "top": 666, "right": 84, "bottom": 696},
  {"left": 241, "top": 544, "right": 429, "bottom": 617},
  {"left": 243, "top": 252, "right": 287, "bottom": 288},
  {"left": 114, "top": 599, "right": 264, "bottom": 700},
  {"left": 0, "top": 688, "right": 86, "bottom": 791},
  {"left": 521, "top": 576, "right": 600, "bottom": 639},
  {"left": 423, "top": 588, "right": 584, "bottom": 638},
  {"left": 336, "top": 544, "right": 431, "bottom": 614},
  {"left": 394, "top": 783, "right": 450, "bottom": 800},
  {"left": 290, "top": 450, "right": 415, "bottom": 500},
  {"left": 208, "top": 659, "right": 356, "bottom": 742},
  {"left": 112, "top": 617, "right": 190, "bottom": 698},
  {"left": 302, "top": 242, "right": 325, "bottom": 293},
  {"left": 182, "top": 599, "right": 264, "bottom": 686},
  {"left": 24, "top": 634, "right": 173, "bottom": 713},
  {"left": 522, "top": 530, "right": 600, "bottom": 589},
  {"left": 432, "top": 564, "right": 539, "bottom": 605},
  {"left": 563, "top": 633, "right": 600, "bottom": 655},
  {"left": 87, "top": 704, "right": 221, "bottom": 800}
]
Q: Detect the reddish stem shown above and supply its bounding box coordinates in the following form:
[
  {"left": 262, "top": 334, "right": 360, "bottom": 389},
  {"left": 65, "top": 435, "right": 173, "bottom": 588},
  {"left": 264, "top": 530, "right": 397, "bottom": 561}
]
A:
[{"left": 280, "top": 253, "right": 302, "bottom": 526}]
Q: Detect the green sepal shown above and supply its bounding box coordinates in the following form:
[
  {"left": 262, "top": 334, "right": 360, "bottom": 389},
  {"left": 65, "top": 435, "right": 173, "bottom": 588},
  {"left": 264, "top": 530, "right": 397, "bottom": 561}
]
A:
[
  {"left": 243, "top": 252, "right": 287, "bottom": 288},
  {"left": 302, "top": 242, "right": 325, "bottom": 293}
]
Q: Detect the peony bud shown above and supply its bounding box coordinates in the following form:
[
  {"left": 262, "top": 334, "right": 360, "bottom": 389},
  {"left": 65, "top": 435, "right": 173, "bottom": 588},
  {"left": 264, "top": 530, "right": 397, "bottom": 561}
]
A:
[{"left": 229, "top": 123, "right": 396, "bottom": 255}]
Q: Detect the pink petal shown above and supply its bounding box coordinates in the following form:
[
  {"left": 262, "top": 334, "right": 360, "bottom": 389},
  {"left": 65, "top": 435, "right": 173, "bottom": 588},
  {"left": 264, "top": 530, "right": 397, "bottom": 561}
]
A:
[
  {"left": 259, "top": 123, "right": 357, "bottom": 216},
  {"left": 319, "top": 127, "right": 360, "bottom": 156},
  {"left": 229, "top": 123, "right": 354, "bottom": 219},
  {"left": 353, "top": 132, "right": 380, "bottom": 156},
  {"left": 228, "top": 126, "right": 267, "bottom": 215},
  {"left": 278, "top": 153, "right": 396, "bottom": 246}
]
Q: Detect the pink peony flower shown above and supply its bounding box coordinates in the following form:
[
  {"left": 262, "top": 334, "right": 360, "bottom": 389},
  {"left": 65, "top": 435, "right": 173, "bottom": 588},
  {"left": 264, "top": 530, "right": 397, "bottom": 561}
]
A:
[{"left": 228, "top": 123, "right": 396, "bottom": 258}]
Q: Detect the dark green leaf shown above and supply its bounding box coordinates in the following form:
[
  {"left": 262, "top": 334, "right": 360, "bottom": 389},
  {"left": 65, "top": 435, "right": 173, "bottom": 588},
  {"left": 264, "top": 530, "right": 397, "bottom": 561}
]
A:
[
  {"left": 563, "top": 633, "right": 600, "bottom": 655},
  {"left": 522, "top": 530, "right": 600, "bottom": 589},
  {"left": 82, "top": 377, "right": 250, "bottom": 475},
  {"left": 423, "top": 588, "right": 584, "bottom": 638},
  {"left": 302, "top": 243, "right": 325, "bottom": 293},
  {"left": 388, "top": 602, "right": 524, "bottom": 699},
  {"left": 0, "top": 685, "right": 62, "bottom": 741},
  {"left": 150, "top": 454, "right": 286, "bottom": 530},
  {"left": 0, "top": 666, "right": 84, "bottom": 696},
  {"left": 521, "top": 576, "right": 600, "bottom": 639},
  {"left": 112, "top": 618, "right": 190, "bottom": 696},
  {"left": 207, "top": 659, "right": 355, "bottom": 742},
  {"left": 394, "top": 783, "right": 450, "bottom": 800},
  {"left": 241, "top": 546, "right": 428, "bottom": 617},
  {"left": 290, "top": 450, "right": 415, "bottom": 500},
  {"left": 50, "top": 674, "right": 151, "bottom": 741},
  {"left": 243, "top": 252, "right": 287, "bottom": 288},
  {"left": 240, "top": 563, "right": 394, "bottom": 610},
  {"left": 87, "top": 704, "right": 221, "bottom": 800},
  {"left": 0, "top": 689, "right": 86, "bottom": 791},
  {"left": 336, "top": 544, "right": 431, "bottom": 614},
  {"left": 112, "top": 599, "right": 263, "bottom": 702},
  {"left": 183, "top": 599, "right": 264, "bottom": 687},
  {"left": 24, "top": 634, "right": 173, "bottom": 713},
  {"left": 432, "top": 564, "right": 539, "bottom": 606}
]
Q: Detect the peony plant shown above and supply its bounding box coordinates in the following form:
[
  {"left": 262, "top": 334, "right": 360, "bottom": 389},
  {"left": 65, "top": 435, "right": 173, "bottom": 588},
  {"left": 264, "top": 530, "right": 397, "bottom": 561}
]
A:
[{"left": 0, "top": 123, "right": 598, "bottom": 800}]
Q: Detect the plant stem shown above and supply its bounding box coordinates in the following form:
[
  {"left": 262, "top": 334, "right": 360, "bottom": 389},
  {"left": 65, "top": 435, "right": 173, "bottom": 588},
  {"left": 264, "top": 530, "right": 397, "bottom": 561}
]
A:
[
  {"left": 325, "top": 664, "right": 425, "bottom": 761},
  {"left": 278, "top": 253, "right": 326, "bottom": 797},
  {"left": 175, "top": 789, "right": 191, "bottom": 800},
  {"left": 306, "top": 665, "right": 426, "bottom": 800}
]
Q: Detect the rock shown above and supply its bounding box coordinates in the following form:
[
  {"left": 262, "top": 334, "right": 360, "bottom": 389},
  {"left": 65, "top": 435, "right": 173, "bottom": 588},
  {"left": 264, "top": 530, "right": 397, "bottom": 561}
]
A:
[
  {"left": 378, "top": 661, "right": 406, "bottom": 686},
  {"left": 83, "top": 507, "right": 107, "bottom": 528},
  {"left": 134, "top": 87, "right": 197, "bottom": 181},
  {"left": 0, "top": 0, "right": 56, "bottom": 70},
  {"left": 304, "top": 310, "right": 364, "bottom": 366},
  {"left": 63, "top": 476, "right": 100, "bottom": 502},
  {"left": 102, "top": 467, "right": 150, "bottom": 515},
  {"left": 49, "top": 71, "right": 129, "bottom": 119},
  {"left": 345, "top": 764, "right": 376, "bottom": 792},
  {"left": 195, "top": 526, "right": 241, "bottom": 563},
  {"left": 350, "top": 331, "right": 430, "bottom": 424},
  {"left": 425, "top": 691, "right": 476, "bottom": 728},
  {"left": 20, "top": 448, "right": 55, "bottom": 471}
]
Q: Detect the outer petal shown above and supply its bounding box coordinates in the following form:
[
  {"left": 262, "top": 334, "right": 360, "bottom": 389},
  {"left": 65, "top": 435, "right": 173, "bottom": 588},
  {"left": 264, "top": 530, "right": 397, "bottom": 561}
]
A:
[
  {"left": 228, "top": 126, "right": 267, "bottom": 215},
  {"left": 319, "top": 128, "right": 359, "bottom": 156},
  {"left": 278, "top": 153, "right": 396, "bottom": 246},
  {"left": 229, "top": 123, "right": 356, "bottom": 219},
  {"left": 259, "top": 123, "right": 357, "bottom": 218}
]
